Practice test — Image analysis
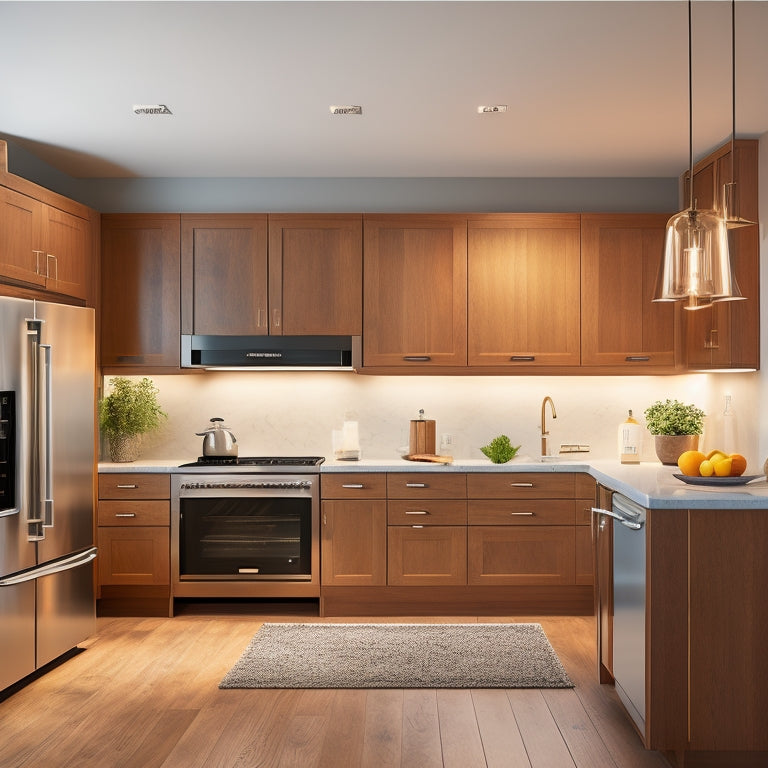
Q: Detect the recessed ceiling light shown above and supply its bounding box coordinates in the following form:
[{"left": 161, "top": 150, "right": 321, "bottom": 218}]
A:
[
  {"left": 133, "top": 104, "right": 173, "bottom": 115},
  {"left": 477, "top": 105, "right": 508, "bottom": 114},
  {"left": 329, "top": 105, "right": 363, "bottom": 115}
]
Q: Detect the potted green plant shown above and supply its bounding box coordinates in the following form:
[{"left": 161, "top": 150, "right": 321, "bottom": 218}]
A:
[
  {"left": 99, "top": 377, "right": 166, "bottom": 462},
  {"left": 644, "top": 399, "right": 705, "bottom": 465}
]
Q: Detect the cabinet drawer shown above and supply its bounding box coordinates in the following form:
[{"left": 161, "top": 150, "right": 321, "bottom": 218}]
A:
[
  {"left": 388, "top": 525, "right": 467, "bottom": 586},
  {"left": 321, "top": 473, "right": 386, "bottom": 499},
  {"left": 98, "top": 500, "right": 170, "bottom": 526},
  {"left": 387, "top": 473, "right": 467, "bottom": 499},
  {"left": 98, "top": 473, "right": 170, "bottom": 500},
  {"left": 467, "top": 526, "right": 575, "bottom": 585},
  {"left": 575, "top": 473, "right": 596, "bottom": 500},
  {"left": 467, "top": 473, "right": 575, "bottom": 499},
  {"left": 388, "top": 499, "right": 467, "bottom": 526},
  {"left": 468, "top": 499, "right": 575, "bottom": 526},
  {"left": 97, "top": 526, "right": 170, "bottom": 586}
]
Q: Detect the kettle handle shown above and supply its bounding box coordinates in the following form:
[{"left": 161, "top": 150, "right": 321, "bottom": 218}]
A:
[{"left": 210, "top": 417, "right": 224, "bottom": 424}]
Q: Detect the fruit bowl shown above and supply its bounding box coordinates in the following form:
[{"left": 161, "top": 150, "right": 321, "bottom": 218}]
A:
[{"left": 672, "top": 474, "right": 763, "bottom": 487}]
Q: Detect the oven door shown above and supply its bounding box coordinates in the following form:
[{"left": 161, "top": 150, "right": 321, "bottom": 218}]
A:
[{"left": 172, "top": 474, "right": 319, "bottom": 584}]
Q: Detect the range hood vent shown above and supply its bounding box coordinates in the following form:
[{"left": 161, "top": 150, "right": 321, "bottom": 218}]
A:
[{"left": 181, "top": 335, "right": 360, "bottom": 371}]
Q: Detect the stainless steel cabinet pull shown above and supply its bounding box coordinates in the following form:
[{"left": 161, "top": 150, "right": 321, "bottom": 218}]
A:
[
  {"left": 403, "top": 356, "right": 431, "bottom": 362},
  {"left": 272, "top": 308, "right": 281, "bottom": 328},
  {"left": 341, "top": 484, "right": 364, "bottom": 489},
  {"left": 33, "top": 250, "right": 45, "bottom": 275},
  {"left": 323, "top": 513, "right": 327, "bottom": 525},
  {"left": 256, "top": 308, "right": 266, "bottom": 328},
  {"left": 117, "top": 484, "right": 138, "bottom": 489},
  {"left": 114, "top": 512, "right": 136, "bottom": 518},
  {"left": 510, "top": 482, "right": 534, "bottom": 487},
  {"left": 510, "top": 511, "right": 535, "bottom": 516},
  {"left": 411, "top": 525, "right": 424, "bottom": 529},
  {"left": 510, "top": 355, "right": 535, "bottom": 361},
  {"left": 625, "top": 356, "right": 650, "bottom": 362},
  {"left": 46, "top": 253, "right": 58, "bottom": 280},
  {"left": 406, "top": 483, "right": 428, "bottom": 488},
  {"left": 405, "top": 509, "right": 429, "bottom": 515}
]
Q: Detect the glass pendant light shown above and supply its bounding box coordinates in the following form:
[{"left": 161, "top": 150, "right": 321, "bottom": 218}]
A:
[
  {"left": 722, "top": 0, "right": 755, "bottom": 229},
  {"left": 654, "top": 0, "right": 739, "bottom": 310}
]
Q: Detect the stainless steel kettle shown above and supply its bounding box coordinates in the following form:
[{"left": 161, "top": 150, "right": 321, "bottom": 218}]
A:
[{"left": 196, "top": 418, "right": 238, "bottom": 457}]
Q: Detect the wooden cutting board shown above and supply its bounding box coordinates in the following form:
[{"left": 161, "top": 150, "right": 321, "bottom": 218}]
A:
[{"left": 403, "top": 453, "right": 453, "bottom": 464}]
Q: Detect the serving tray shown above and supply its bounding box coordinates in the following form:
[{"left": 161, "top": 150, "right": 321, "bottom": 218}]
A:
[{"left": 672, "top": 473, "right": 763, "bottom": 487}]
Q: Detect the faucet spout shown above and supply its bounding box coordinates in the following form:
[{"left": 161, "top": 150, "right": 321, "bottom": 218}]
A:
[{"left": 541, "top": 396, "right": 557, "bottom": 457}]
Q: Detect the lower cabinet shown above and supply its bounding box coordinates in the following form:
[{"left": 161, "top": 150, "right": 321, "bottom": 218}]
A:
[
  {"left": 97, "top": 473, "right": 171, "bottom": 616},
  {"left": 388, "top": 525, "right": 467, "bottom": 586}
]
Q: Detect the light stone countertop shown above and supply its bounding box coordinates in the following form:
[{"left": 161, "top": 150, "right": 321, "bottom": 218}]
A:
[{"left": 97, "top": 456, "right": 768, "bottom": 510}]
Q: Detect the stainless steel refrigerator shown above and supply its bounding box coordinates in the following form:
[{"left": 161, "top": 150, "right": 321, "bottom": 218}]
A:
[{"left": 0, "top": 296, "right": 97, "bottom": 692}]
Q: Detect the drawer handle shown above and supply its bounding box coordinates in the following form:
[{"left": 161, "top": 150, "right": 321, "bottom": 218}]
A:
[
  {"left": 405, "top": 509, "right": 429, "bottom": 515},
  {"left": 625, "top": 356, "right": 651, "bottom": 362},
  {"left": 406, "top": 483, "right": 428, "bottom": 488},
  {"left": 341, "top": 484, "right": 365, "bottom": 489},
  {"left": 509, "top": 482, "right": 534, "bottom": 487},
  {"left": 510, "top": 512, "right": 535, "bottom": 516},
  {"left": 114, "top": 512, "right": 137, "bottom": 518},
  {"left": 510, "top": 355, "right": 535, "bottom": 361},
  {"left": 411, "top": 525, "right": 424, "bottom": 529},
  {"left": 116, "top": 484, "right": 139, "bottom": 489},
  {"left": 403, "top": 356, "right": 432, "bottom": 362}
]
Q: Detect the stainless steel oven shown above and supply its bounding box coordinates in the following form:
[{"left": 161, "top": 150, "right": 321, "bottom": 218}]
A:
[{"left": 170, "top": 457, "right": 322, "bottom": 599}]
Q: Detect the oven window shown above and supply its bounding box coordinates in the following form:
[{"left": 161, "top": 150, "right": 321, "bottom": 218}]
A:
[{"left": 179, "top": 497, "right": 312, "bottom": 578}]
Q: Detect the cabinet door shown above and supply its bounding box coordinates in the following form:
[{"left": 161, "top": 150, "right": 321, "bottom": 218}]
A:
[
  {"left": 101, "top": 214, "right": 181, "bottom": 368},
  {"left": 467, "top": 526, "right": 574, "bottom": 585},
  {"left": 268, "top": 214, "right": 362, "bottom": 335},
  {"left": 593, "top": 485, "right": 613, "bottom": 682},
  {"left": 0, "top": 187, "right": 46, "bottom": 288},
  {"left": 581, "top": 214, "right": 678, "bottom": 369},
  {"left": 388, "top": 525, "right": 467, "bottom": 586},
  {"left": 97, "top": 526, "right": 170, "bottom": 585},
  {"left": 321, "top": 499, "right": 386, "bottom": 585},
  {"left": 44, "top": 206, "right": 89, "bottom": 300},
  {"left": 684, "top": 140, "right": 759, "bottom": 370},
  {"left": 181, "top": 215, "right": 268, "bottom": 335},
  {"left": 363, "top": 215, "right": 467, "bottom": 367},
  {"left": 467, "top": 214, "right": 580, "bottom": 367}
]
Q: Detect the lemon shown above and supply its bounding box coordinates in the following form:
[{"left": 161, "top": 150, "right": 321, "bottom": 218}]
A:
[
  {"left": 713, "top": 457, "right": 733, "bottom": 477},
  {"left": 699, "top": 459, "right": 715, "bottom": 477},
  {"left": 706, "top": 449, "right": 728, "bottom": 463}
]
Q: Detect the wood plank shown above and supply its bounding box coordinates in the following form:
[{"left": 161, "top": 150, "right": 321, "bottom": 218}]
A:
[
  {"left": 471, "top": 689, "right": 531, "bottom": 767},
  {"left": 361, "top": 689, "right": 403, "bottom": 767},
  {"left": 401, "top": 689, "right": 443, "bottom": 768},
  {"left": 436, "top": 689, "right": 487, "bottom": 768},
  {"left": 316, "top": 689, "right": 367, "bottom": 768}
]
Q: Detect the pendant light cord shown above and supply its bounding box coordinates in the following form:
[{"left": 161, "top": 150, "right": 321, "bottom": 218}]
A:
[
  {"left": 731, "top": 0, "right": 736, "bottom": 184},
  {"left": 687, "top": 0, "right": 694, "bottom": 210}
]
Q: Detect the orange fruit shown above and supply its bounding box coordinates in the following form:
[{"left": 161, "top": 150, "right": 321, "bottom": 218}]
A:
[
  {"left": 677, "top": 450, "right": 706, "bottom": 476},
  {"left": 713, "top": 457, "right": 733, "bottom": 477},
  {"left": 699, "top": 459, "right": 715, "bottom": 477},
  {"left": 729, "top": 453, "right": 747, "bottom": 476},
  {"left": 706, "top": 449, "right": 728, "bottom": 463}
]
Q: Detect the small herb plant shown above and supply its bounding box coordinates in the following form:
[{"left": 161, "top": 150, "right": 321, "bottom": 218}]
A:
[
  {"left": 643, "top": 399, "right": 705, "bottom": 436},
  {"left": 99, "top": 377, "right": 166, "bottom": 439},
  {"left": 480, "top": 435, "right": 521, "bottom": 464}
]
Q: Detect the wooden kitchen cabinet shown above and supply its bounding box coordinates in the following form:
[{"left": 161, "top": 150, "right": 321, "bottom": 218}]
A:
[
  {"left": 320, "top": 474, "right": 386, "bottom": 586},
  {"left": 181, "top": 214, "right": 268, "bottom": 335},
  {"left": 362, "top": 214, "right": 467, "bottom": 368},
  {"left": 581, "top": 213, "right": 679, "bottom": 369},
  {"left": 268, "top": 214, "right": 362, "bottom": 335},
  {"left": 101, "top": 214, "right": 181, "bottom": 370},
  {"left": 467, "top": 214, "right": 581, "bottom": 367},
  {"left": 97, "top": 473, "right": 171, "bottom": 616},
  {"left": 593, "top": 484, "right": 613, "bottom": 683},
  {"left": 0, "top": 186, "right": 91, "bottom": 301},
  {"left": 574, "top": 473, "right": 596, "bottom": 586},
  {"left": 683, "top": 139, "right": 759, "bottom": 370}
]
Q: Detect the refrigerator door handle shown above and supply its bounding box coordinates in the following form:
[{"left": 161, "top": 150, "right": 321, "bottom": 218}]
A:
[
  {"left": 40, "top": 342, "right": 54, "bottom": 529},
  {"left": 0, "top": 547, "right": 97, "bottom": 587},
  {"left": 0, "top": 508, "right": 20, "bottom": 519}
]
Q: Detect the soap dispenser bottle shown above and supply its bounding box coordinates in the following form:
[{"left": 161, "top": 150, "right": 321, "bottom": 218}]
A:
[{"left": 618, "top": 410, "right": 641, "bottom": 464}]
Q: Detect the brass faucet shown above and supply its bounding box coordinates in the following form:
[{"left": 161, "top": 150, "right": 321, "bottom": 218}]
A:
[{"left": 541, "top": 396, "right": 557, "bottom": 457}]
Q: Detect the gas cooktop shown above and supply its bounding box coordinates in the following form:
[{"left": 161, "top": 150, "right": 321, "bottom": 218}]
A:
[{"left": 178, "top": 456, "right": 325, "bottom": 469}]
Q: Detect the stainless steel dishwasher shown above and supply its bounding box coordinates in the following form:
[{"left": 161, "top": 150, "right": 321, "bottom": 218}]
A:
[{"left": 593, "top": 493, "right": 646, "bottom": 737}]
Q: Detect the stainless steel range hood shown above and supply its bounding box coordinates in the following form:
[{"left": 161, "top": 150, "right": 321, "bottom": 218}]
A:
[{"left": 181, "top": 334, "right": 360, "bottom": 370}]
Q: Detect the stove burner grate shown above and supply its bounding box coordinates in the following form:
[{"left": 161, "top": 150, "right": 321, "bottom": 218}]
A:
[{"left": 179, "top": 456, "right": 325, "bottom": 468}]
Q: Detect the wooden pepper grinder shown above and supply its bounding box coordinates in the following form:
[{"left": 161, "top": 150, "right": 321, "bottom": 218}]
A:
[{"left": 409, "top": 409, "right": 436, "bottom": 455}]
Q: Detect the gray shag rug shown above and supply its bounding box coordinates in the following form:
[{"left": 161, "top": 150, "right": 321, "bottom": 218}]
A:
[{"left": 219, "top": 622, "right": 573, "bottom": 689}]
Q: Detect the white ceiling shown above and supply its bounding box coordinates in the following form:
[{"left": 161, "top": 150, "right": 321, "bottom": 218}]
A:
[{"left": 1, "top": 1, "right": 767, "bottom": 180}]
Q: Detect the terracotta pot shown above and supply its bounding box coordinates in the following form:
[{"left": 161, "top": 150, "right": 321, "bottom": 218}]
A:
[
  {"left": 108, "top": 434, "right": 142, "bottom": 463},
  {"left": 654, "top": 434, "right": 700, "bottom": 466}
]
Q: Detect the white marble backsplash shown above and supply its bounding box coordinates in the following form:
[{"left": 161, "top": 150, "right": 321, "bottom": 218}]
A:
[{"left": 101, "top": 371, "right": 762, "bottom": 471}]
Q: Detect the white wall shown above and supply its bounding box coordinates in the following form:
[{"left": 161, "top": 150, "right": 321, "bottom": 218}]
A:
[{"left": 110, "top": 371, "right": 762, "bottom": 471}]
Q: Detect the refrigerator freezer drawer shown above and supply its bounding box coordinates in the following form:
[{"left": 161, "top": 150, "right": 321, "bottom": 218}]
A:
[{"left": 0, "top": 580, "right": 35, "bottom": 691}]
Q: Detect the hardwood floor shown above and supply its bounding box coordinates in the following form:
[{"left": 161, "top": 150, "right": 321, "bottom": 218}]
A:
[{"left": 0, "top": 606, "right": 671, "bottom": 768}]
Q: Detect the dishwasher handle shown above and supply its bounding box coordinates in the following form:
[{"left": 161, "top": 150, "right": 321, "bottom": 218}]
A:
[{"left": 591, "top": 506, "right": 644, "bottom": 530}]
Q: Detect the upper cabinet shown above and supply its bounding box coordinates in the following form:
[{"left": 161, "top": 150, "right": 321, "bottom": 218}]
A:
[
  {"left": 180, "top": 214, "right": 362, "bottom": 336},
  {"left": 467, "top": 214, "right": 581, "bottom": 367},
  {"left": 181, "top": 215, "right": 269, "bottom": 335},
  {"left": 363, "top": 214, "right": 467, "bottom": 368},
  {"left": 581, "top": 213, "right": 679, "bottom": 370},
  {"left": 268, "top": 214, "right": 362, "bottom": 335},
  {"left": 683, "top": 139, "right": 759, "bottom": 370},
  {"left": 101, "top": 214, "right": 181, "bottom": 370},
  {"left": 0, "top": 186, "right": 92, "bottom": 301}
]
